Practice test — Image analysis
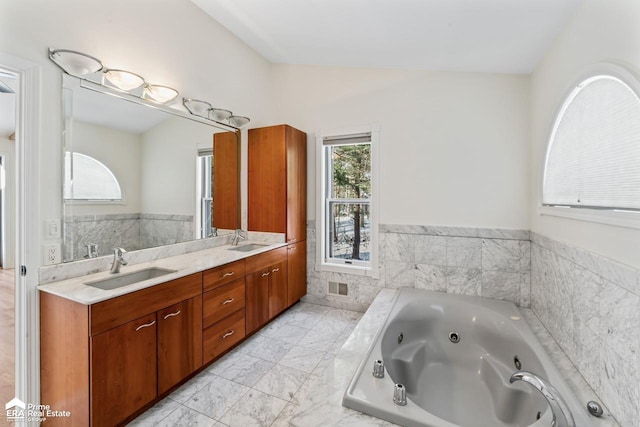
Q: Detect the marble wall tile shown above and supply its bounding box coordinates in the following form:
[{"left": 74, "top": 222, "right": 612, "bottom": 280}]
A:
[
  {"left": 382, "top": 233, "right": 415, "bottom": 262},
  {"left": 446, "top": 237, "right": 482, "bottom": 269},
  {"left": 481, "top": 239, "right": 521, "bottom": 272},
  {"left": 480, "top": 270, "right": 520, "bottom": 303},
  {"left": 531, "top": 234, "right": 640, "bottom": 427},
  {"left": 384, "top": 261, "right": 415, "bottom": 288},
  {"left": 446, "top": 267, "right": 481, "bottom": 296},
  {"left": 415, "top": 264, "right": 447, "bottom": 292},
  {"left": 414, "top": 235, "right": 447, "bottom": 266},
  {"left": 305, "top": 223, "right": 531, "bottom": 310}
]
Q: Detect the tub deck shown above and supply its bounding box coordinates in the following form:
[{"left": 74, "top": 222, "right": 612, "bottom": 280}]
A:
[{"left": 287, "top": 288, "right": 619, "bottom": 427}]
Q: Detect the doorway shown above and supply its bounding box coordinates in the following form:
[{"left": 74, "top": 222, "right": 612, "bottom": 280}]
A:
[{"left": 0, "top": 68, "right": 16, "bottom": 425}]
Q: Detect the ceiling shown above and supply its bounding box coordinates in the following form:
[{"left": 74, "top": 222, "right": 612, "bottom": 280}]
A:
[{"left": 191, "top": 0, "right": 583, "bottom": 74}]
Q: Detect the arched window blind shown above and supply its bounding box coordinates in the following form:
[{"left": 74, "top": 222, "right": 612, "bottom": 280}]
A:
[
  {"left": 64, "top": 151, "right": 123, "bottom": 201},
  {"left": 543, "top": 75, "right": 640, "bottom": 211}
]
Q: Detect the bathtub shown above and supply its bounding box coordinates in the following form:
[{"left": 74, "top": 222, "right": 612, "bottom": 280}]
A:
[{"left": 343, "top": 288, "right": 593, "bottom": 427}]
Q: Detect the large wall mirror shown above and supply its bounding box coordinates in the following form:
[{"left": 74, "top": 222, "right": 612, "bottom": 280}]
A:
[{"left": 62, "top": 75, "right": 240, "bottom": 262}]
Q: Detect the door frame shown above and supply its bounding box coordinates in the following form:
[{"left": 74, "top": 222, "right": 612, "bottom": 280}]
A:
[{"left": 0, "top": 51, "right": 41, "bottom": 423}]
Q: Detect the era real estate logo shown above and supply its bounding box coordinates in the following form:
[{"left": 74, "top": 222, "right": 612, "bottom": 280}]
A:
[{"left": 5, "top": 397, "right": 71, "bottom": 423}]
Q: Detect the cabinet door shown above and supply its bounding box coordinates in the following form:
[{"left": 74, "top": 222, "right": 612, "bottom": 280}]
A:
[
  {"left": 268, "top": 261, "right": 288, "bottom": 318},
  {"left": 287, "top": 241, "right": 307, "bottom": 306},
  {"left": 285, "top": 126, "right": 307, "bottom": 243},
  {"left": 213, "top": 131, "right": 240, "bottom": 230},
  {"left": 248, "top": 125, "right": 286, "bottom": 233},
  {"left": 91, "top": 313, "right": 157, "bottom": 427},
  {"left": 245, "top": 269, "right": 270, "bottom": 334},
  {"left": 157, "top": 296, "right": 203, "bottom": 395}
]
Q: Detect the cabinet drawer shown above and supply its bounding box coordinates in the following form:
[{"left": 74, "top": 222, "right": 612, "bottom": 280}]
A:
[
  {"left": 203, "top": 260, "right": 246, "bottom": 292},
  {"left": 203, "top": 279, "right": 246, "bottom": 328},
  {"left": 203, "top": 309, "right": 245, "bottom": 364},
  {"left": 245, "top": 247, "right": 287, "bottom": 275},
  {"left": 90, "top": 273, "right": 202, "bottom": 336}
]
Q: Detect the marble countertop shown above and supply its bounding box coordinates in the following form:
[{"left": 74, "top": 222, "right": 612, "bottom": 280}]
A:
[
  {"left": 38, "top": 241, "right": 287, "bottom": 305},
  {"left": 288, "top": 288, "right": 620, "bottom": 427}
]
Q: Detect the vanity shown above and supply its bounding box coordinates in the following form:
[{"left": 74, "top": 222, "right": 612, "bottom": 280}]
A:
[{"left": 40, "top": 241, "right": 295, "bottom": 427}]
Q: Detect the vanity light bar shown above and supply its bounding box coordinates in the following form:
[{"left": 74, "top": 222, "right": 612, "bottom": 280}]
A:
[
  {"left": 48, "top": 47, "right": 250, "bottom": 127},
  {"left": 48, "top": 48, "right": 178, "bottom": 105}
]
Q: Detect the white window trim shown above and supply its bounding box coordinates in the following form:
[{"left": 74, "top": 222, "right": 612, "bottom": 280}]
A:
[
  {"left": 538, "top": 62, "right": 640, "bottom": 231},
  {"left": 315, "top": 123, "right": 380, "bottom": 278}
]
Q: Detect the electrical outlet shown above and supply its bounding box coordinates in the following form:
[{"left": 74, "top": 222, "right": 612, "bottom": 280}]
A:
[{"left": 43, "top": 243, "right": 61, "bottom": 265}]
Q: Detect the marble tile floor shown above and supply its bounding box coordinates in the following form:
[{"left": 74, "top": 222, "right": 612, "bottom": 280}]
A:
[{"left": 127, "top": 302, "right": 363, "bottom": 427}]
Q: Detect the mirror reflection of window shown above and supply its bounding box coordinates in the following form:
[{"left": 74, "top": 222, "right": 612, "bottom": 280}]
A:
[
  {"left": 196, "top": 149, "right": 213, "bottom": 238},
  {"left": 64, "top": 151, "right": 123, "bottom": 202}
]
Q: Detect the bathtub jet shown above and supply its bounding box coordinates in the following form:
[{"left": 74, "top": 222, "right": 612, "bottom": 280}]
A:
[{"left": 343, "top": 288, "right": 593, "bottom": 427}]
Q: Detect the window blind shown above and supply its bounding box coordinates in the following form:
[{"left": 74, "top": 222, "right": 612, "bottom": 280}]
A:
[{"left": 543, "top": 76, "right": 640, "bottom": 211}]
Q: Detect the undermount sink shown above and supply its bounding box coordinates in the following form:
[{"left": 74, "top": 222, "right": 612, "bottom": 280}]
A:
[
  {"left": 85, "top": 267, "right": 176, "bottom": 290},
  {"left": 227, "top": 243, "right": 269, "bottom": 252}
]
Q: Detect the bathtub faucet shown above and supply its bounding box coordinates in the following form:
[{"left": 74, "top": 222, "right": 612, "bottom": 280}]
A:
[{"left": 509, "top": 371, "right": 575, "bottom": 427}]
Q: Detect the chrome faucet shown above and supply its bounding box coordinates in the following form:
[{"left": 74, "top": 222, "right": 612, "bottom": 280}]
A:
[
  {"left": 110, "top": 247, "right": 128, "bottom": 274},
  {"left": 85, "top": 243, "right": 99, "bottom": 259},
  {"left": 232, "top": 229, "right": 247, "bottom": 246},
  {"left": 510, "top": 371, "right": 575, "bottom": 427}
]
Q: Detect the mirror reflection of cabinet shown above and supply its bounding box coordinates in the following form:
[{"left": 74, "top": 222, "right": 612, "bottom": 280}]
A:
[{"left": 213, "top": 131, "right": 240, "bottom": 230}]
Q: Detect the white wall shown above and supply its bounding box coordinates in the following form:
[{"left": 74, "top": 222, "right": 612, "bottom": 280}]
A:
[
  {"left": 140, "top": 116, "right": 221, "bottom": 216},
  {"left": 0, "top": 0, "right": 272, "bottom": 264},
  {"left": 271, "top": 65, "right": 531, "bottom": 230},
  {"left": 71, "top": 121, "right": 141, "bottom": 215},
  {"left": 530, "top": 0, "right": 640, "bottom": 269}
]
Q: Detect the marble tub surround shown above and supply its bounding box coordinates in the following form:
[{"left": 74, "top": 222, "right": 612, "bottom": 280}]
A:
[
  {"left": 288, "top": 289, "right": 617, "bottom": 427},
  {"left": 38, "top": 233, "right": 285, "bottom": 304},
  {"left": 306, "top": 222, "right": 531, "bottom": 311},
  {"left": 531, "top": 232, "right": 640, "bottom": 427}
]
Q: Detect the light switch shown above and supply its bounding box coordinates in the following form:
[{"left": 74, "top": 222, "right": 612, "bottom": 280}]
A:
[{"left": 45, "top": 219, "right": 61, "bottom": 239}]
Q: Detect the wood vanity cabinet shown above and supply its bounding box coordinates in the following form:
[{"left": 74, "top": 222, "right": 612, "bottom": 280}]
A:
[
  {"left": 248, "top": 124, "right": 307, "bottom": 243},
  {"left": 248, "top": 124, "right": 308, "bottom": 308},
  {"left": 202, "top": 262, "right": 247, "bottom": 364},
  {"left": 245, "top": 247, "right": 288, "bottom": 334},
  {"left": 213, "top": 131, "right": 240, "bottom": 230},
  {"left": 40, "top": 273, "right": 202, "bottom": 427},
  {"left": 287, "top": 241, "right": 307, "bottom": 306},
  {"left": 157, "top": 296, "right": 203, "bottom": 395}
]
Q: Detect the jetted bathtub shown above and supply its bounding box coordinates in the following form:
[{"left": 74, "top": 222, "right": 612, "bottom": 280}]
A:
[{"left": 343, "top": 288, "right": 593, "bottom": 427}]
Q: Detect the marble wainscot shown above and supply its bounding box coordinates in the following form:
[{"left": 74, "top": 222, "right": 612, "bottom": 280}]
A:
[
  {"left": 287, "top": 289, "right": 619, "bottom": 427},
  {"left": 39, "top": 231, "right": 284, "bottom": 303},
  {"left": 531, "top": 232, "right": 640, "bottom": 427},
  {"left": 305, "top": 222, "right": 531, "bottom": 311}
]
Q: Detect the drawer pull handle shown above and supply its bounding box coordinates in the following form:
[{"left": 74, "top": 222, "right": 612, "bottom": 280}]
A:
[
  {"left": 272, "top": 268, "right": 280, "bottom": 273},
  {"left": 163, "top": 310, "right": 181, "bottom": 320},
  {"left": 135, "top": 320, "right": 156, "bottom": 331},
  {"left": 222, "top": 330, "right": 235, "bottom": 339},
  {"left": 222, "top": 272, "right": 235, "bottom": 278},
  {"left": 288, "top": 238, "right": 298, "bottom": 243},
  {"left": 288, "top": 247, "right": 296, "bottom": 251},
  {"left": 261, "top": 272, "right": 270, "bottom": 277},
  {"left": 222, "top": 298, "right": 234, "bottom": 305}
]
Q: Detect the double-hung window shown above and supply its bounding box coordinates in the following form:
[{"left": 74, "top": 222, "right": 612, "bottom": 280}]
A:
[{"left": 317, "top": 125, "right": 379, "bottom": 276}]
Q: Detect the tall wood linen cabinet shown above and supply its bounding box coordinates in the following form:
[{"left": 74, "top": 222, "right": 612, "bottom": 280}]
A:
[{"left": 248, "top": 124, "right": 307, "bottom": 307}]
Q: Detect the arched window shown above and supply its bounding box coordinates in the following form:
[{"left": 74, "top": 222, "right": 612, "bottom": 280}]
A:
[
  {"left": 543, "top": 69, "right": 640, "bottom": 216},
  {"left": 64, "top": 151, "right": 123, "bottom": 201}
]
